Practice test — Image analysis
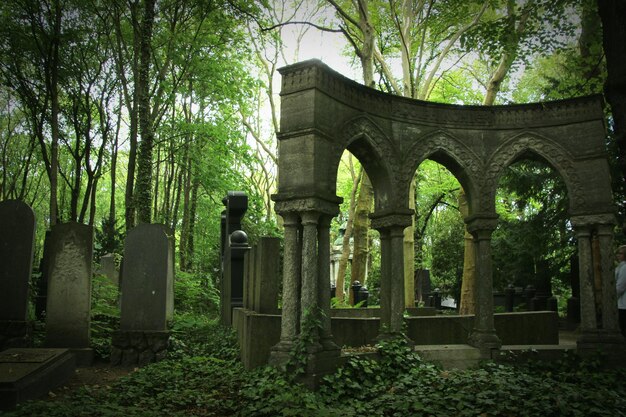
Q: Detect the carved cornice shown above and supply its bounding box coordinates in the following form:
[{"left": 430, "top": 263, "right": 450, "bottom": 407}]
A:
[
  {"left": 278, "top": 60, "right": 605, "bottom": 130},
  {"left": 369, "top": 210, "right": 414, "bottom": 230},
  {"left": 570, "top": 213, "right": 617, "bottom": 228},
  {"left": 272, "top": 194, "right": 341, "bottom": 217}
]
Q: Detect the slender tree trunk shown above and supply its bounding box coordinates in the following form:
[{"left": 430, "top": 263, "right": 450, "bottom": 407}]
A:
[
  {"left": 135, "top": 0, "right": 156, "bottom": 224},
  {"left": 458, "top": 188, "right": 476, "bottom": 314},
  {"left": 336, "top": 163, "right": 362, "bottom": 302},
  {"left": 350, "top": 173, "right": 373, "bottom": 303},
  {"left": 48, "top": 0, "right": 62, "bottom": 226}
]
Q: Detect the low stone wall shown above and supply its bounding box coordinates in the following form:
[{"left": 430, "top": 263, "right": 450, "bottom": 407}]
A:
[
  {"left": 233, "top": 309, "right": 559, "bottom": 369},
  {"left": 329, "top": 307, "right": 436, "bottom": 318},
  {"left": 110, "top": 330, "right": 170, "bottom": 367}
]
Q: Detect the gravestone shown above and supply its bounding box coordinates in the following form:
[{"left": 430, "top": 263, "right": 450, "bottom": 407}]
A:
[
  {"left": 415, "top": 269, "right": 431, "bottom": 304},
  {"left": 44, "top": 222, "right": 93, "bottom": 365},
  {"left": 222, "top": 230, "right": 250, "bottom": 325},
  {"left": 0, "top": 200, "right": 36, "bottom": 350},
  {"left": 220, "top": 192, "right": 248, "bottom": 325},
  {"left": 252, "top": 237, "right": 280, "bottom": 314},
  {"left": 111, "top": 224, "right": 173, "bottom": 366},
  {"left": 0, "top": 348, "right": 75, "bottom": 410},
  {"left": 98, "top": 253, "right": 119, "bottom": 286}
]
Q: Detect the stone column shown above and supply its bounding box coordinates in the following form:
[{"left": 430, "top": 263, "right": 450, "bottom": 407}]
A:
[
  {"left": 300, "top": 211, "right": 322, "bottom": 352},
  {"left": 467, "top": 216, "right": 501, "bottom": 351},
  {"left": 318, "top": 215, "right": 339, "bottom": 351},
  {"left": 274, "top": 213, "right": 301, "bottom": 352},
  {"left": 575, "top": 225, "right": 597, "bottom": 333},
  {"left": 597, "top": 223, "right": 620, "bottom": 334},
  {"left": 371, "top": 212, "right": 412, "bottom": 339},
  {"left": 378, "top": 228, "right": 392, "bottom": 334}
]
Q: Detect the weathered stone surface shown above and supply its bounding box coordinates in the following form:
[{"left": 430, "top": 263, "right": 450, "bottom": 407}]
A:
[
  {"left": 267, "top": 60, "right": 619, "bottom": 375},
  {"left": 98, "top": 253, "right": 119, "bottom": 285},
  {"left": 121, "top": 349, "right": 138, "bottom": 367},
  {"left": 45, "top": 222, "right": 93, "bottom": 349},
  {"left": 0, "top": 200, "right": 36, "bottom": 323},
  {"left": 138, "top": 349, "right": 155, "bottom": 366},
  {"left": 120, "top": 224, "right": 172, "bottom": 331},
  {"left": 0, "top": 348, "right": 75, "bottom": 410}
]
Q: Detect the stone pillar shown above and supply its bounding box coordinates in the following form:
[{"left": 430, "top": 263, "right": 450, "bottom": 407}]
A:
[
  {"left": 466, "top": 216, "right": 501, "bottom": 351},
  {"left": 571, "top": 214, "right": 625, "bottom": 361},
  {"left": 575, "top": 225, "right": 597, "bottom": 333},
  {"left": 0, "top": 200, "right": 36, "bottom": 350},
  {"left": 273, "top": 213, "right": 301, "bottom": 352},
  {"left": 371, "top": 212, "right": 412, "bottom": 339},
  {"left": 300, "top": 211, "right": 322, "bottom": 352},
  {"left": 222, "top": 230, "right": 250, "bottom": 325},
  {"left": 45, "top": 222, "right": 94, "bottom": 364},
  {"left": 318, "top": 215, "right": 339, "bottom": 351},
  {"left": 597, "top": 223, "right": 620, "bottom": 334}
]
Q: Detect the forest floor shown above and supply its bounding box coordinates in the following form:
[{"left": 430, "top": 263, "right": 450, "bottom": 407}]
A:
[{"left": 46, "top": 360, "right": 134, "bottom": 401}]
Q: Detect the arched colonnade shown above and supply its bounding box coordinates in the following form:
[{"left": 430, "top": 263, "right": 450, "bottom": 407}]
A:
[{"left": 269, "top": 60, "right": 620, "bottom": 366}]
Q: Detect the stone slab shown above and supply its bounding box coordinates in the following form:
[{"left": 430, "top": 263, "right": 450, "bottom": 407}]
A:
[
  {"left": 415, "top": 344, "right": 483, "bottom": 370},
  {"left": 0, "top": 348, "right": 75, "bottom": 410}
]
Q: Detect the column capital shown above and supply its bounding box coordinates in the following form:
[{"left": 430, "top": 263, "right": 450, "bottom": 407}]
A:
[
  {"left": 273, "top": 195, "right": 341, "bottom": 218},
  {"left": 570, "top": 213, "right": 616, "bottom": 229},
  {"left": 369, "top": 209, "right": 413, "bottom": 231},
  {"left": 465, "top": 213, "right": 498, "bottom": 237}
]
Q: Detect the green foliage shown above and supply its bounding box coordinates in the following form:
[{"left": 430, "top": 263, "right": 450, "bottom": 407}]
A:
[
  {"left": 174, "top": 270, "right": 220, "bottom": 316},
  {"left": 168, "top": 315, "right": 239, "bottom": 361},
  {"left": 90, "top": 274, "right": 120, "bottom": 360},
  {"left": 94, "top": 218, "right": 125, "bottom": 260}
]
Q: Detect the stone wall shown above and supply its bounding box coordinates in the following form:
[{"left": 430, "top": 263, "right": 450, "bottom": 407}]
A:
[{"left": 233, "top": 309, "right": 559, "bottom": 369}]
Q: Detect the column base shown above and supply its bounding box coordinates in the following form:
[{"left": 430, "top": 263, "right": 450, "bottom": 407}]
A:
[
  {"left": 269, "top": 338, "right": 344, "bottom": 388},
  {"left": 576, "top": 329, "right": 626, "bottom": 366},
  {"left": 468, "top": 329, "right": 502, "bottom": 353}
]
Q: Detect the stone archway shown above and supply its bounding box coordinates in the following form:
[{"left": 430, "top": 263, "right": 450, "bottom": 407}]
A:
[{"left": 270, "top": 59, "right": 621, "bottom": 370}]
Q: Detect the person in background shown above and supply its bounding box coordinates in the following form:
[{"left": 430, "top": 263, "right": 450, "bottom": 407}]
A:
[{"left": 616, "top": 245, "right": 626, "bottom": 337}]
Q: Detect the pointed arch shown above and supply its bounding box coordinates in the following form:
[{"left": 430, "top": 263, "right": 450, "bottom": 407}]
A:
[
  {"left": 403, "top": 129, "right": 482, "bottom": 214},
  {"left": 482, "top": 132, "right": 584, "bottom": 213},
  {"left": 329, "top": 116, "right": 400, "bottom": 211}
]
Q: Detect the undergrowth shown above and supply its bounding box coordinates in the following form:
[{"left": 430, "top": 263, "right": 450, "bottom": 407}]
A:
[{"left": 5, "top": 320, "right": 626, "bottom": 417}]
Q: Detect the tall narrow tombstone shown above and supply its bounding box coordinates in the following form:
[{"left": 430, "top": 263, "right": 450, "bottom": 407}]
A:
[
  {"left": 253, "top": 237, "right": 280, "bottom": 314},
  {"left": 219, "top": 192, "right": 248, "bottom": 325},
  {"left": 0, "top": 200, "right": 36, "bottom": 350},
  {"left": 44, "top": 222, "right": 93, "bottom": 364},
  {"left": 111, "top": 224, "right": 172, "bottom": 366},
  {"left": 221, "top": 230, "right": 250, "bottom": 325}
]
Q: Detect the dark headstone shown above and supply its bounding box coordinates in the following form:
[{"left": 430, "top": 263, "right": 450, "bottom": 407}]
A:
[
  {"left": 0, "top": 200, "right": 36, "bottom": 322},
  {"left": 44, "top": 222, "right": 93, "bottom": 351},
  {"left": 415, "top": 269, "right": 431, "bottom": 303},
  {"left": 120, "top": 224, "right": 172, "bottom": 331}
]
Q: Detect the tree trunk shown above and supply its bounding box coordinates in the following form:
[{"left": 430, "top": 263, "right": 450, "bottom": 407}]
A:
[
  {"left": 597, "top": 0, "right": 626, "bottom": 186},
  {"left": 135, "top": 0, "right": 156, "bottom": 224},
  {"left": 335, "top": 164, "right": 362, "bottom": 302},
  {"left": 48, "top": 0, "right": 62, "bottom": 226},
  {"left": 458, "top": 188, "right": 476, "bottom": 314},
  {"left": 404, "top": 178, "right": 416, "bottom": 307},
  {"left": 350, "top": 173, "right": 373, "bottom": 303}
]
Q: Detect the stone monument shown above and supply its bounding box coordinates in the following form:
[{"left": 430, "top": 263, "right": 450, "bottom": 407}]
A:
[
  {"left": 44, "top": 222, "right": 94, "bottom": 365},
  {"left": 111, "top": 223, "right": 173, "bottom": 366},
  {"left": 0, "top": 200, "right": 36, "bottom": 350}
]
